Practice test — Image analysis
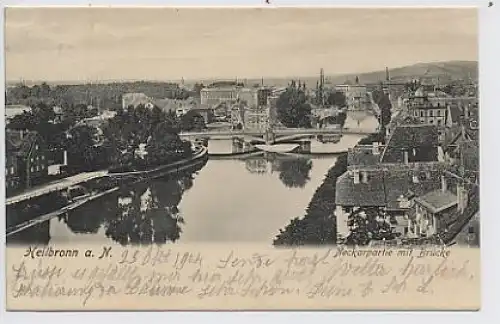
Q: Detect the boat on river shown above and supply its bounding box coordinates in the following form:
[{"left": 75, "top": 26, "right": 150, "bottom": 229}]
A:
[{"left": 254, "top": 143, "right": 301, "bottom": 153}]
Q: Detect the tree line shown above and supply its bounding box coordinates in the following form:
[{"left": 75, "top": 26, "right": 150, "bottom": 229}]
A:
[
  {"left": 275, "top": 81, "right": 348, "bottom": 129},
  {"left": 6, "top": 98, "right": 204, "bottom": 174},
  {"left": 273, "top": 132, "right": 387, "bottom": 246}
]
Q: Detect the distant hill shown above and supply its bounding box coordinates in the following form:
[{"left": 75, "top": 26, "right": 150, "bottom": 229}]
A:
[
  {"left": 325, "top": 60, "right": 478, "bottom": 86},
  {"left": 195, "top": 61, "right": 478, "bottom": 89},
  {"left": 6, "top": 60, "right": 478, "bottom": 89}
]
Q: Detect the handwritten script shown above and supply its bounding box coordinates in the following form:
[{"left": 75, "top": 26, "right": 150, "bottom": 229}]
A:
[{"left": 6, "top": 245, "right": 480, "bottom": 310}]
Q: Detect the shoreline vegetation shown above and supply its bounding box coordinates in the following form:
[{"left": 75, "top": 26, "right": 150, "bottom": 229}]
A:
[{"left": 273, "top": 133, "right": 384, "bottom": 246}]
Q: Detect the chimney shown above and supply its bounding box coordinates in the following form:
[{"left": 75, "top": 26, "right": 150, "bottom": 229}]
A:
[
  {"left": 353, "top": 170, "right": 360, "bottom": 184},
  {"left": 403, "top": 151, "right": 409, "bottom": 164},
  {"left": 441, "top": 175, "right": 447, "bottom": 192},
  {"left": 372, "top": 142, "right": 380, "bottom": 155}
]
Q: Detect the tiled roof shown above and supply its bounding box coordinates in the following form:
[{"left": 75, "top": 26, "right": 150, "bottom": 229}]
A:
[
  {"left": 381, "top": 124, "right": 439, "bottom": 163},
  {"left": 335, "top": 165, "right": 444, "bottom": 209},
  {"left": 389, "top": 125, "right": 438, "bottom": 148},
  {"left": 414, "top": 189, "right": 458, "bottom": 214},
  {"left": 335, "top": 170, "right": 386, "bottom": 207},
  {"left": 347, "top": 146, "right": 381, "bottom": 167},
  {"left": 383, "top": 169, "right": 442, "bottom": 210}
]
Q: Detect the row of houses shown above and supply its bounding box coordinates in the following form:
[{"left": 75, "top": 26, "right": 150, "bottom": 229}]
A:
[
  {"left": 335, "top": 87, "right": 479, "bottom": 244},
  {"left": 5, "top": 129, "right": 50, "bottom": 195}
]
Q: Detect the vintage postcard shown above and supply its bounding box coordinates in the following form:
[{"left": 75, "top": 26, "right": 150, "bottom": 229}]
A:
[{"left": 3, "top": 6, "right": 480, "bottom": 311}]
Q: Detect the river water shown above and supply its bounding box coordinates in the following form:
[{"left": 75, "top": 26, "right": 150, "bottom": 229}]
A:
[{"left": 7, "top": 112, "right": 379, "bottom": 246}]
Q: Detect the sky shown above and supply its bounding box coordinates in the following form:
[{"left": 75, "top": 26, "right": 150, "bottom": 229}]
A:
[{"left": 4, "top": 7, "right": 478, "bottom": 82}]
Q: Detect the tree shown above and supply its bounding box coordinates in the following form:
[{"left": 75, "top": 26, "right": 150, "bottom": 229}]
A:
[
  {"left": 181, "top": 110, "right": 206, "bottom": 131},
  {"left": 326, "top": 91, "right": 347, "bottom": 108},
  {"left": 146, "top": 122, "right": 187, "bottom": 165},
  {"left": 371, "top": 89, "right": 392, "bottom": 134},
  {"left": 276, "top": 82, "right": 312, "bottom": 128},
  {"left": 66, "top": 125, "right": 102, "bottom": 171},
  {"left": 345, "top": 207, "right": 398, "bottom": 246}
]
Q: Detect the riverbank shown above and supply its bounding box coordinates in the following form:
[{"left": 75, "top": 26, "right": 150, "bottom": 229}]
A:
[
  {"left": 109, "top": 146, "right": 208, "bottom": 180},
  {"left": 273, "top": 132, "right": 383, "bottom": 246},
  {"left": 6, "top": 146, "right": 209, "bottom": 236}
]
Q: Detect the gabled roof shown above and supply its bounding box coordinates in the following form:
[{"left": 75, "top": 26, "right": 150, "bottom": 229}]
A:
[
  {"left": 381, "top": 124, "right": 439, "bottom": 164},
  {"left": 335, "top": 164, "right": 444, "bottom": 210},
  {"left": 335, "top": 170, "right": 386, "bottom": 207},
  {"left": 414, "top": 189, "right": 458, "bottom": 214},
  {"left": 388, "top": 125, "right": 439, "bottom": 148},
  {"left": 347, "top": 146, "right": 381, "bottom": 167}
]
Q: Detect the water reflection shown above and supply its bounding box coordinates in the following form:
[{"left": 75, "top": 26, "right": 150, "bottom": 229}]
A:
[
  {"left": 7, "top": 220, "right": 51, "bottom": 245},
  {"left": 6, "top": 172, "right": 196, "bottom": 246},
  {"left": 244, "top": 153, "right": 313, "bottom": 188}
]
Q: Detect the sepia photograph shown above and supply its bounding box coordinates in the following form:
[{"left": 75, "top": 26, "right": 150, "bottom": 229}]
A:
[{"left": 3, "top": 6, "right": 481, "bottom": 311}]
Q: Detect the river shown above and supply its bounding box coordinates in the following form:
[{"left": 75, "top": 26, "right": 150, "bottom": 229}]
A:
[{"left": 7, "top": 112, "right": 379, "bottom": 246}]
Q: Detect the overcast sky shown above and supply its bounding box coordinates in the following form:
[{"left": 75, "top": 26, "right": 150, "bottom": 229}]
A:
[{"left": 5, "top": 7, "right": 478, "bottom": 82}]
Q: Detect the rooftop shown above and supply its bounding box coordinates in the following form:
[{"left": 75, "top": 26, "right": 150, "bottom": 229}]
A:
[
  {"left": 347, "top": 145, "right": 382, "bottom": 167},
  {"left": 381, "top": 124, "right": 439, "bottom": 163},
  {"left": 414, "top": 189, "right": 458, "bottom": 214},
  {"left": 335, "top": 166, "right": 445, "bottom": 210}
]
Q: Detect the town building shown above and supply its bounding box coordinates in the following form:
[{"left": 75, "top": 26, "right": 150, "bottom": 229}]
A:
[
  {"left": 53, "top": 106, "right": 64, "bottom": 123},
  {"left": 334, "top": 162, "right": 447, "bottom": 239},
  {"left": 409, "top": 176, "right": 465, "bottom": 238},
  {"left": 5, "top": 130, "right": 49, "bottom": 193},
  {"left": 200, "top": 87, "right": 239, "bottom": 106},
  {"left": 407, "top": 88, "right": 447, "bottom": 127},
  {"left": 335, "top": 79, "right": 369, "bottom": 110},
  {"left": 5, "top": 105, "right": 31, "bottom": 124},
  {"left": 122, "top": 93, "right": 152, "bottom": 109}
]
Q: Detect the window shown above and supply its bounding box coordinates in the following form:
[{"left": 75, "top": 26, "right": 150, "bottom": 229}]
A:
[
  {"left": 31, "top": 167, "right": 34, "bottom": 172},
  {"left": 437, "top": 110, "right": 441, "bottom": 117},
  {"left": 429, "top": 110, "right": 433, "bottom": 117},
  {"left": 437, "top": 120, "right": 442, "bottom": 126},
  {"left": 35, "top": 145, "right": 39, "bottom": 150},
  {"left": 420, "top": 111, "right": 424, "bottom": 117},
  {"left": 30, "top": 158, "right": 34, "bottom": 163},
  {"left": 42, "top": 156, "right": 45, "bottom": 160},
  {"left": 10, "top": 167, "right": 14, "bottom": 174}
]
